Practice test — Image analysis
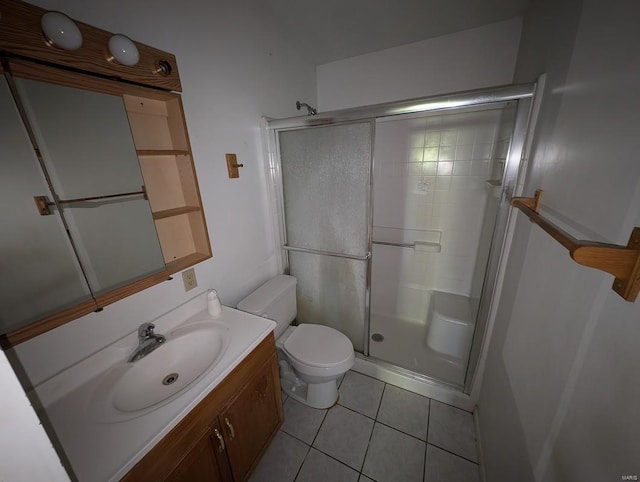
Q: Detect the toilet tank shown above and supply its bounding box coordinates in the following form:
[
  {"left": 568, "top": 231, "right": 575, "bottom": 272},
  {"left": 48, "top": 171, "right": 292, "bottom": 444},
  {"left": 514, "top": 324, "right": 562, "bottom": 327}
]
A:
[{"left": 237, "top": 275, "right": 297, "bottom": 338}]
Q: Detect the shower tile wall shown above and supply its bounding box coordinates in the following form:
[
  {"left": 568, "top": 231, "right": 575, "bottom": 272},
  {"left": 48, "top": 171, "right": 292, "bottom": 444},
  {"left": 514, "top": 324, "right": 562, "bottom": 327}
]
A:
[{"left": 372, "top": 110, "right": 502, "bottom": 321}]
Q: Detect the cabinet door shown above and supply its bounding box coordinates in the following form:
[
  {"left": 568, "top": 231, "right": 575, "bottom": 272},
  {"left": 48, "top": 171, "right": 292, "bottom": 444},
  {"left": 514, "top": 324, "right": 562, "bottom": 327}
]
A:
[
  {"left": 166, "top": 429, "right": 226, "bottom": 482},
  {"left": 13, "top": 76, "right": 167, "bottom": 296},
  {"left": 221, "top": 355, "right": 281, "bottom": 480},
  {"left": 0, "top": 76, "right": 96, "bottom": 334}
]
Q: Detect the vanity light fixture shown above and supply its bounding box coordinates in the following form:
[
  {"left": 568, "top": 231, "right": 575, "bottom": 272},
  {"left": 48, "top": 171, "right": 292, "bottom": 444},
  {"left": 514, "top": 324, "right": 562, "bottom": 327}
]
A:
[
  {"left": 41, "top": 11, "right": 83, "bottom": 51},
  {"left": 108, "top": 34, "right": 140, "bottom": 66}
]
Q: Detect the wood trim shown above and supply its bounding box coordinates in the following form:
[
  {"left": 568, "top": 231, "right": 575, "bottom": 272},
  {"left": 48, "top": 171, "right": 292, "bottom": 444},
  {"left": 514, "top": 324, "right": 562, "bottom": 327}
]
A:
[
  {"left": 173, "top": 95, "right": 212, "bottom": 260},
  {"left": 0, "top": 0, "right": 181, "bottom": 91},
  {"left": 137, "top": 150, "right": 191, "bottom": 157},
  {"left": 94, "top": 269, "right": 171, "bottom": 308},
  {"left": 153, "top": 206, "right": 201, "bottom": 220},
  {"left": 6, "top": 58, "right": 176, "bottom": 100},
  {"left": 165, "top": 253, "right": 212, "bottom": 275},
  {"left": 1, "top": 270, "right": 171, "bottom": 348},
  {"left": 511, "top": 190, "right": 640, "bottom": 302},
  {"left": 122, "top": 334, "right": 278, "bottom": 482},
  {"left": 0, "top": 298, "right": 98, "bottom": 348}
]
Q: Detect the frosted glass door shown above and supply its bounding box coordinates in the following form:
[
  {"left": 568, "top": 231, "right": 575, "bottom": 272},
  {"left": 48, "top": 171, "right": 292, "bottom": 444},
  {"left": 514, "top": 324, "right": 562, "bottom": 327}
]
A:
[
  {"left": 0, "top": 78, "right": 95, "bottom": 333},
  {"left": 278, "top": 122, "right": 371, "bottom": 352}
]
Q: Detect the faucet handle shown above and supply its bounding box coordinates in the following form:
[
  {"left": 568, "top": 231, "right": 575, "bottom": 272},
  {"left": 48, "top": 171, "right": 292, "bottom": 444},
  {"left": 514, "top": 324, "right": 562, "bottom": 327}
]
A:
[{"left": 138, "top": 322, "right": 155, "bottom": 338}]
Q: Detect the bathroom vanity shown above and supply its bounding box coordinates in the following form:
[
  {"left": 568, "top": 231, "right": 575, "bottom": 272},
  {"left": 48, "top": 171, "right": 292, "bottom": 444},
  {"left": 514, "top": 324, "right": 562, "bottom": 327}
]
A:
[
  {"left": 123, "top": 332, "right": 282, "bottom": 482},
  {"left": 34, "top": 297, "right": 282, "bottom": 481}
]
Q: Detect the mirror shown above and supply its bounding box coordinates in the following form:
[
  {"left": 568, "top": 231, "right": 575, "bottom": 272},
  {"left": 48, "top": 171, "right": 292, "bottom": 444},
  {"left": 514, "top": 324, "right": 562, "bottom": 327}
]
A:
[
  {"left": 0, "top": 73, "right": 167, "bottom": 336},
  {"left": 0, "top": 76, "right": 95, "bottom": 332},
  {"left": 14, "top": 77, "right": 166, "bottom": 296}
]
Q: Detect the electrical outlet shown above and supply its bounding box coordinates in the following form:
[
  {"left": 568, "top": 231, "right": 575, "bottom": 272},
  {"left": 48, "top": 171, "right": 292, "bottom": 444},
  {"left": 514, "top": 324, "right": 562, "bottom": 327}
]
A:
[{"left": 182, "top": 268, "right": 197, "bottom": 292}]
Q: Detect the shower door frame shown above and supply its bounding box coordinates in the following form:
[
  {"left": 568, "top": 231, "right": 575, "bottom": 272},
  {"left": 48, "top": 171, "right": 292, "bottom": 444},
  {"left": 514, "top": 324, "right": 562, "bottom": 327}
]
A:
[
  {"left": 264, "top": 119, "right": 376, "bottom": 353},
  {"left": 264, "top": 82, "right": 538, "bottom": 392}
]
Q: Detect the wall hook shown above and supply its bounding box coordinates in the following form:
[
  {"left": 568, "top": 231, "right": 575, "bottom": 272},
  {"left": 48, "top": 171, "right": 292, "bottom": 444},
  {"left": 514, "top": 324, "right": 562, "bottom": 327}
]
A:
[{"left": 225, "top": 153, "right": 243, "bottom": 179}]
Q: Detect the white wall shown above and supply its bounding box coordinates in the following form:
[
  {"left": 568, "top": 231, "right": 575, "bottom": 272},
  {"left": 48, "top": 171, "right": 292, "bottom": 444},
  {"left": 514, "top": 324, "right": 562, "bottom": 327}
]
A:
[
  {"left": 0, "top": 351, "right": 69, "bottom": 481},
  {"left": 478, "top": 0, "right": 640, "bottom": 480},
  {"left": 316, "top": 18, "right": 522, "bottom": 112},
  {"left": 371, "top": 109, "right": 504, "bottom": 322},
  {"left": 10, "top": 0, "right": 316, "bottom": 388}
]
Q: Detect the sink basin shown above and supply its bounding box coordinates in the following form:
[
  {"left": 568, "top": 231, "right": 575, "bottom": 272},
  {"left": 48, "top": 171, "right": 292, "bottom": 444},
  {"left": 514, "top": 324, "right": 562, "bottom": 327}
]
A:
[{"left": 89, "top": 320, "right": 229, "bottom": 422}]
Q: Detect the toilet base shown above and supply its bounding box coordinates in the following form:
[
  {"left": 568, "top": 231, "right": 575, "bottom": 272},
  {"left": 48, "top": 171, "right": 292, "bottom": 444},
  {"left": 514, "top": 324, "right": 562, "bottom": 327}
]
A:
[{"left": 281, "top": 376, "right": 339, "bottom": 409}]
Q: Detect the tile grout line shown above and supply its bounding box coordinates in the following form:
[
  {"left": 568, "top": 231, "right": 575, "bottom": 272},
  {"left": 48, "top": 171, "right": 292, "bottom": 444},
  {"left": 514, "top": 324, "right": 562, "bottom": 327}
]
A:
[
  {"left": 351, "top": 368, "right": 473, "bottom": 415},
  {"left": 283, "top": 391, "right": 311, "bottom": 481},
  {"left": 285, "top": 371, "right": 478, "bottom": 481},
  {"left": 304, "top": 444, "right": 369, "bottom": 480},
  {"left": 309, "top": 406, "right": 329, "bottom": 448},
  {"left": 373, "top": 381, "right": 386, "bottom": 420},
  {"left": 427, "top": 441, "right": 480, "bottom": 465},
  {"left": 425, "top": 397, "right": 431, "bottom": 481},
  {"left": 292, "top": 442, "right": 312, "bottom": 482},
  {"left": 427, "top": 399, "right": 479, "bottom": 463},
  {"left": 423, "top": 398, "right": 430, "bottom": 482},
  {"left": 358, "top": 382, "right": 388, "bottom": 479},
  {"left": 337, "top": 402, "right": 429, "bottom": 444},
  {"left": 293, "top": 375, "right": 360, "bottom": 480},
  {"left": 429, "top": 397, "right": 474, "bottom": 414}
]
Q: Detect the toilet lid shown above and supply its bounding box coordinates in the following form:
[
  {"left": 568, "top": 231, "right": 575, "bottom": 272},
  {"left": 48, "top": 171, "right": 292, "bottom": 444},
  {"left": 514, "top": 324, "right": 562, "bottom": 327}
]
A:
[{"left": 283, "top": 324, "right": 354, "bottom": 368}]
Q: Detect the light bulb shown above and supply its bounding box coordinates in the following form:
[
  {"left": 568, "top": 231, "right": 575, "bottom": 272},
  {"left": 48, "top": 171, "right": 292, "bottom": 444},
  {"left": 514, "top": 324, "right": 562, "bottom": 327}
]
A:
[
  {"left": 41, "top": 11, "right": 83, "bottom": 51},
  {"left": 108, "top": 34, "right": 140, "bottom": 66}
]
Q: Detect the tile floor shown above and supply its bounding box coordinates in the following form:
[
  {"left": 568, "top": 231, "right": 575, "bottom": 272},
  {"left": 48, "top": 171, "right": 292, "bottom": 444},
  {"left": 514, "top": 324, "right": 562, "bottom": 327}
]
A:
[{"left": 250, "top": 370, "right": 480, "bottom": 482}]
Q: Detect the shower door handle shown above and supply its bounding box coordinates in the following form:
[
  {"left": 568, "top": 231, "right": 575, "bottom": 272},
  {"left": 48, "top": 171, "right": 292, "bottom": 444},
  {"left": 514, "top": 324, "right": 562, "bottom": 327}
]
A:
[{"left": 282, "top": 244, "right": 370, "bottom": 261}]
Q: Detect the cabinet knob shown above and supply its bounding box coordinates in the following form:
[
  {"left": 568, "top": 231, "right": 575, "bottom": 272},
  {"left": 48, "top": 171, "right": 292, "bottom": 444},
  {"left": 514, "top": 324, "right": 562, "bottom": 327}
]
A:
[
  {"left": 225, "top": 417, "right": 235, "bottom": 440},
  {"left": 213, "top": 428, "right": 225, "bottom": 452}
]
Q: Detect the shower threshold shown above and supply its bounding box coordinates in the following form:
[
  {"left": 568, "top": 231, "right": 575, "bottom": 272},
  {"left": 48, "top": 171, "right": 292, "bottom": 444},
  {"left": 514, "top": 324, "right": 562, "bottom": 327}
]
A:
[{"left": 352, "top": 353, "right": 474, "bottom": 412}]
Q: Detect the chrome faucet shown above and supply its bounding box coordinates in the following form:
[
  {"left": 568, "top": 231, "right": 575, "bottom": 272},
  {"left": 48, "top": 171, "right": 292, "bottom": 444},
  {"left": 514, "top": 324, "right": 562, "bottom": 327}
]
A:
[{"left": 128, "top": 322, "right": 166, "bottom": 362}]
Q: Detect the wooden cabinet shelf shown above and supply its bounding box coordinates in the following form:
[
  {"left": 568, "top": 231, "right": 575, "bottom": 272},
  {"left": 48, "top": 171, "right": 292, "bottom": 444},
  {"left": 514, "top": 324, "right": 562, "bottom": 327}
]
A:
[
  {"left": 153, "top": 206, "right": 201, "bottom": 220},
  {"left": 124, "top": 92, "right": 212, "bottom": 274},
  {"left": 165, "top": 252, "right": 211, "bottom": 275}
]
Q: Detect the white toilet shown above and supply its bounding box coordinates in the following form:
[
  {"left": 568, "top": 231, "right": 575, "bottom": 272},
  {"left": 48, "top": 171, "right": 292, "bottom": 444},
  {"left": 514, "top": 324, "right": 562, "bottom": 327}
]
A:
[{"left": 237, "top": 275, "right": 354, "bottom": 409}]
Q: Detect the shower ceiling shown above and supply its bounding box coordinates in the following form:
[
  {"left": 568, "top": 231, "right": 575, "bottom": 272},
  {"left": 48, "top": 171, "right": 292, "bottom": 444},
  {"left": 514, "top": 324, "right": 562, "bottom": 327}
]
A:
[{"left": 263, "top": 0, "right": 531, "bottom": 64}]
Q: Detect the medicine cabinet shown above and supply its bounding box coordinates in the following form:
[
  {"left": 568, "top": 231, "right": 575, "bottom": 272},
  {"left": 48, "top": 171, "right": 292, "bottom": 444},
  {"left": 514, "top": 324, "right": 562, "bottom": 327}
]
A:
[{"left": 0, "top": 1, "right": 211, "bottom": 345}]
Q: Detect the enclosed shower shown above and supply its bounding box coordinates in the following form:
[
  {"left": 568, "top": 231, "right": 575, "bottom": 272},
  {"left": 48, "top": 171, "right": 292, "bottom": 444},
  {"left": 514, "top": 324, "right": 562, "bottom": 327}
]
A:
[{"left": 265, "top": 84, "right": 536, "bottom": 393}]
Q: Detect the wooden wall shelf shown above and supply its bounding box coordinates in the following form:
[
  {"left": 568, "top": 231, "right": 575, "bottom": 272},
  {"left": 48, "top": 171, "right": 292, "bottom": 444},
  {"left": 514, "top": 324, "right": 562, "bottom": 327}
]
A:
[{"left": 511, "top": 190, "right": 640, "bottom": 302}]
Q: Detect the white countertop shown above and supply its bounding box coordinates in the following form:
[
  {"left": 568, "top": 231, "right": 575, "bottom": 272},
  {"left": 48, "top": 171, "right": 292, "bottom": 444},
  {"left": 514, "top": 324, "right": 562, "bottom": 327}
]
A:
[{"left": 34, "top": 293, "right": 275, "bottom": 482}]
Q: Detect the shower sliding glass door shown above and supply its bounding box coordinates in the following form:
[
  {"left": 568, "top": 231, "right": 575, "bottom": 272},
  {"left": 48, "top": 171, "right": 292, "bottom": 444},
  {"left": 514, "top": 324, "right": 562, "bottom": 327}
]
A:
[
  {"left": 267, "top": 82, "right": 537, "bottom": 393},
  {"left": 276, "top": 122, "right": 373, "bottom": 352}
]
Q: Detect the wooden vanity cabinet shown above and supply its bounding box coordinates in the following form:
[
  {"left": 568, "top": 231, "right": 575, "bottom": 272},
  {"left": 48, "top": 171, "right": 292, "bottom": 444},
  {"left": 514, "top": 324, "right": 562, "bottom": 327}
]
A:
[
  {"left": 166, "top": 425, "right": 229, "bottom": 482},
  {"left": 123, "top": 334, "right": 283, "bottom": 482},
  {"left": 220, "top": 351, "right": 281, "bottom": 480}
]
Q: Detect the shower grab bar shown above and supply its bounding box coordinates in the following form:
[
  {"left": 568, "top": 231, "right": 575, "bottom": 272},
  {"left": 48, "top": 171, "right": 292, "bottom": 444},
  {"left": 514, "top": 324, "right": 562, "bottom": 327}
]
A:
[
  {"left": 282, "top": 245, "right": 370, "bottom": 261},
  {"left": 511, "top": 189, "right": 640, "bottom": 302},
  {"left": 373, "top": 240, "right": 414, "bottom": 248},
  {"left": 372, "top": 240, "right": 442, "bottom": 252}
]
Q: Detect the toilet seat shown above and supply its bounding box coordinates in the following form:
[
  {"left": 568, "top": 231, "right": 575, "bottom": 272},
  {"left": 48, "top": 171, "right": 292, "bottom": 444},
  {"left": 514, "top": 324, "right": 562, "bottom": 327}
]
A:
[{"left": 283, "top": 323, "right": 354, "bottom": 369}]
